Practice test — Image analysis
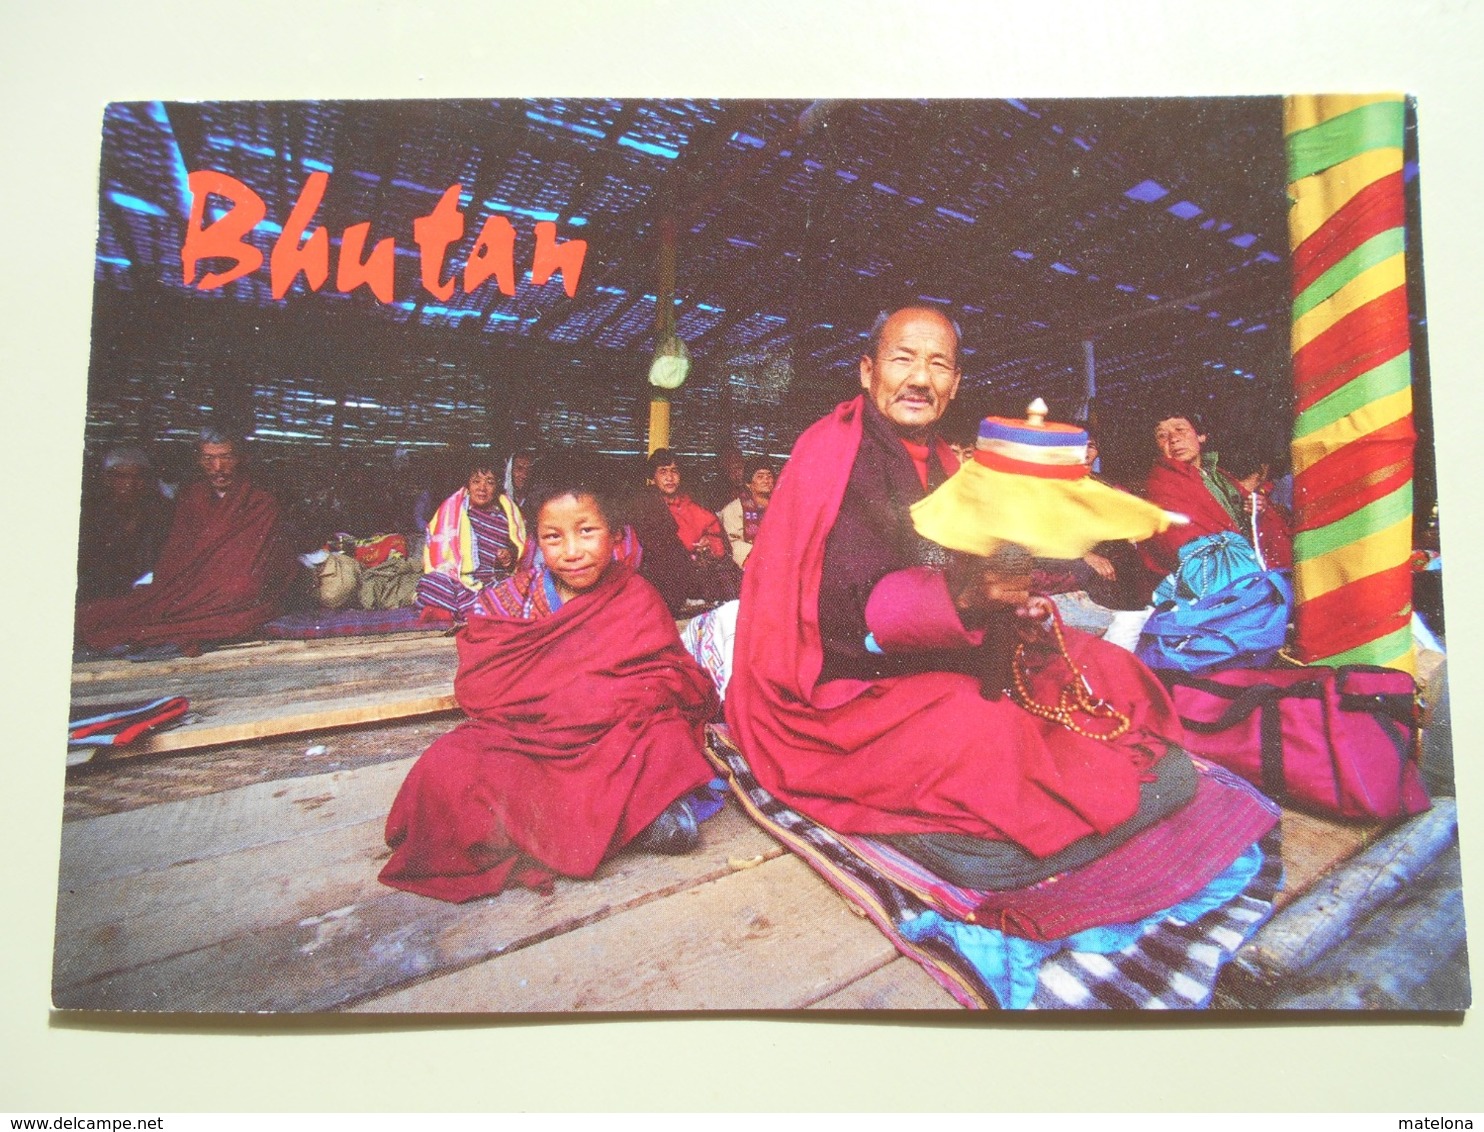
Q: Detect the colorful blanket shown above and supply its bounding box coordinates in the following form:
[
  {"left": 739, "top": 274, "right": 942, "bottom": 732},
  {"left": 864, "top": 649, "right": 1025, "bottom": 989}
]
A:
[
  {"left": 69, "top": 696, "right": 190, "bottom": 747},
  {"left": 678, "top": 599, "right": 739, "bottom": 701},
  {"left": 422, "top": 487, "right": 525, "bottom": 586},
  {"left": 705, "top": 725, "right": 1282, "bottom": 1010}
]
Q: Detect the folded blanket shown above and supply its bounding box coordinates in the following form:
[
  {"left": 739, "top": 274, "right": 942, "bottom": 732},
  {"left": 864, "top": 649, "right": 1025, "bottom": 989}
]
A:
[
  {"left": 901, "top": 844, "right": 1266, "bottom": 1008},
  {"left": 69, "top": 696, "right": 190, "bottom": 747},
  {"left": 705, "top": 724, "right": 1282, "bottom": 1010},
  {"left": 843, "top": 760, "right": 1277, "bottom": 941}
]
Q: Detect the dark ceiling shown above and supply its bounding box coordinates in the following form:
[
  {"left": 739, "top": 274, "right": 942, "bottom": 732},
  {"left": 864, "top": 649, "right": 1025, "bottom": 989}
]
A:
[{"left": 84, "top": 96, "right": 1427, "bottom": 484}]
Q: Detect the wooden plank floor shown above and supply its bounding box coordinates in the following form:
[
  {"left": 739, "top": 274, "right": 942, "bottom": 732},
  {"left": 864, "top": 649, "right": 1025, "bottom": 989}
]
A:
[
  {"left": 69, "top": 634, "right": 459, "bottom": 759},
  {"left": 53, "top": 689, "right": 1405, "bottom": 1014},
  {"left": 54, "top": 746, "right": 956, "bottom": 1012}
]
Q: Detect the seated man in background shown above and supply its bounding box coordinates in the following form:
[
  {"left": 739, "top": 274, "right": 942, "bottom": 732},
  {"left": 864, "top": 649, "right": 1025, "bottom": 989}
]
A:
[
  {"left": 629, "top": 448, "right": 740, "bottom": 613},
  {"left": 650, "top": 448, "right": 726, "bottom": 561},
  {"left": 1140, "top": 411, "right": 1293, "bottom": 576},
  {"left": 717, "top": 456, "right": 776, "bottom": 569},
  {"left": 75, "top": 446, "right": 174, "bottom": 602},
  {"left": 503, "top": 448, "right": 536, "bottom": 521},
  {"left": 76, "top": 430, "right": 297, "bottom": 656}
]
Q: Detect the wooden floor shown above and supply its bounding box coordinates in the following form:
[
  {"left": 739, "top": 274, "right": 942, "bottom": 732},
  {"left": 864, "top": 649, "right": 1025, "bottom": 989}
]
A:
[
  {"left": 55, "top": 740, "right": 959, "bottom": 1011},
  {"left": 68, "top": 632, "right": 458, "bottom": 761},
  {"left": 54, "top": 634, "right": 1454, "bottom": 1014}
]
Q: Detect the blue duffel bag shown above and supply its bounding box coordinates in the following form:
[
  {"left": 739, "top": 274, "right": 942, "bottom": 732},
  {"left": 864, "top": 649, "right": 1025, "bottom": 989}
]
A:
[{"left": 1135, "top": 532, "right": 1293, "bottom": 673}]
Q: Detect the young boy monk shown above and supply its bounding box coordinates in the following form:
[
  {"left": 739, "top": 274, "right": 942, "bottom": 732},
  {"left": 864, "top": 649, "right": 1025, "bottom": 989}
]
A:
[{"left": 380, "top": 457, "right": 719, "bottom": 903}]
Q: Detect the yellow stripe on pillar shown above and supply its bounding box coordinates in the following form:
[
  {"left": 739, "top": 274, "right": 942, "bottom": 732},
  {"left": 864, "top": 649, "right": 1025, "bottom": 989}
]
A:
[
  {"left": 1288, "top": 147, "right": 1404, "bottom": 247},
  {"left": 1292, "top": 386, "right": 1413, "bottom": 476},
  {"left": 647, "top": 396, "right": 671, "bottom": 456},
  {"left": 1284, "top": 93, "right": 1403, "bottom": 134},
  {"left": 1290, "top": 258, "right": 1406, "bottom": 353},
  {"left": 1294, "top": 515, "right": 1414, "bottom": 602}
]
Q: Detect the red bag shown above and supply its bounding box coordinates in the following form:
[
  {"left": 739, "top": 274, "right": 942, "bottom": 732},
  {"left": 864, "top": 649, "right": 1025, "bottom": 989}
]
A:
[
  {"left": 351, "top": 533, "right": 408, "bottom": 568},
  {"left": 1160, "top": 665, "right": 1431, "bottom": 821}
]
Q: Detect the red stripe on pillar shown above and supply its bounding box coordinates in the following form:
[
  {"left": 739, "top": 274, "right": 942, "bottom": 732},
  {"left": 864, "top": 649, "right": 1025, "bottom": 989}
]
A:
[
  {"left": 1291, "top": 171, "right": 1406, "bottom": 297},
  {"left": 1294, "top": 565, "right": 1414, "bottom": 658},
  {"left": 1293, "top": 417, "right": 1416, "bottom": 528},
  {"left": 1295, "top": 461, "right": 1414, "bottom": 532},
  {"left": 1292, "top": 287, "right": 1410, "bottom": 412}
]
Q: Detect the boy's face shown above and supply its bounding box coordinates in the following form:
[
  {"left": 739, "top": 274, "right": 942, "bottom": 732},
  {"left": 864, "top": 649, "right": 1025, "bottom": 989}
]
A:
[{"left": 537, "top": 492, "right": 617, "bottom": 600}]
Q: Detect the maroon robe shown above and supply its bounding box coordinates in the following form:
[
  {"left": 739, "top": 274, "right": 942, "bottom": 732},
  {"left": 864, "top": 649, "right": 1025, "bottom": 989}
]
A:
[
  {"left": 380, "top": 559, "right": 717, "bottom": 903},
  {"left": 725, "top": 397, "right": 1188, "bottom": 858},
  {"left": 1140, "top": 455, "right": 1294, "bottom": 576},
  {"left": 76, "top": 476, "right": 294, "bottom": 650}
]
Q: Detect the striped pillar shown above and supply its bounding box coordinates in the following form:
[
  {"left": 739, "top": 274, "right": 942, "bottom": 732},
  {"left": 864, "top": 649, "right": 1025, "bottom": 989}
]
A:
[{"left": 1284, "top": 94, "right": 1416, "bottom": 674}]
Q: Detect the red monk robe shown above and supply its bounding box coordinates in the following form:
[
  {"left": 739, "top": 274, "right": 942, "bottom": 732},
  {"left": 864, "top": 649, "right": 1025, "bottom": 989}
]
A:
[
  {"left": 380, "top": 551, "right": 717, "bottom": 903},
  {"left": 1140, "top": 455, "right": 1294, "bottom": 577},
  {"left": 725, "top": 396, "right": 1188, "bottom": 858},
  {"left": 664, "top": 490, "right": 726, "bottom": 560},
  {"left": 75, "top": 475, "right": 296, "bottom": 651}
]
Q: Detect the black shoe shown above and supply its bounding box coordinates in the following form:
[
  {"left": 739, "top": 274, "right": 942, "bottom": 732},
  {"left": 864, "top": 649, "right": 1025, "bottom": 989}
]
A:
[
  {"left": 125, "top": 642, "right": 184, "bottom": 663},
  {"left": 73, "top": 644, "right": 129, "bottom": 662},
  {"left": 634, "top": 797, "right": 700, "bottom": 855}
]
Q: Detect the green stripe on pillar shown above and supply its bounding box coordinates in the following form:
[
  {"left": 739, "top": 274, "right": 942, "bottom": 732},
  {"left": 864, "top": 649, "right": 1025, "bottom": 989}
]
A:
[
  {"left": 1308, "top": 622, "right": 1415, "bottom": 668},
  {"left": 1293, "top": 482, "right": 1413, "bottom": 560},
  {"left": 1294, "top": 352, "right": 1413, "bottom": 437},
  {"left": 1286, "top": 100, "right": 1406, "bottom": 183},
  {"left": 1292, "top": 228, "right": 1406, "bottom": 319}
]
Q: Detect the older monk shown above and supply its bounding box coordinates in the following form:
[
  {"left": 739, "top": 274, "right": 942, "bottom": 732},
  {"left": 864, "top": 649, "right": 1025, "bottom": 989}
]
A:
[
  {"left": 75, "top": 446, "right": 174, "bottom": 602},
  {"left": 75, "top": 430, "right": 296, "bottom": 655},
  {"left": 724, "top": 307, "right": 1209, "bottom": 890}
]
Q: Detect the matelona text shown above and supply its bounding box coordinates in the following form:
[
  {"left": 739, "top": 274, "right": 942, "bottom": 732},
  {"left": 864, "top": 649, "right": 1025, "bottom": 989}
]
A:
[{"left": 180, "top": 170, "right": 588, "bottom": 303}]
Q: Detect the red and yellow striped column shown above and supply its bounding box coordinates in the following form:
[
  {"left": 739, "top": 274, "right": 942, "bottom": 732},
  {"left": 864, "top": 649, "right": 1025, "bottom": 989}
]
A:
[{"left": 1284, "top": 94, "right": 1416, "bottom": 674}]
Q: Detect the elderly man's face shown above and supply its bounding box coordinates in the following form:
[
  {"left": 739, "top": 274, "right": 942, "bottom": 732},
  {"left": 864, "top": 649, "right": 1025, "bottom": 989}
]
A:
[
  {"left": 104, "top": 464, "right": 150, "bottom": 505},
  {"left": 860, "top": 308, "right": 962, "bottom": 441},
  {"left": 198, "top": 441, "right": 240, "bottom": 492},
  {"left": 1154, "top": 417, "right": 1206, "bottom": 466}
]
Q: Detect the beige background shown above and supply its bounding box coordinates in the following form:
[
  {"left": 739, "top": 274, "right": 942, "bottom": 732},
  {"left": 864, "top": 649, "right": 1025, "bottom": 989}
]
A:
[{"left": 2, "top": 0, "right": 1480, "bottom": 1111}]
